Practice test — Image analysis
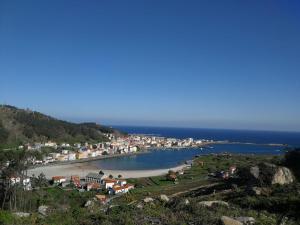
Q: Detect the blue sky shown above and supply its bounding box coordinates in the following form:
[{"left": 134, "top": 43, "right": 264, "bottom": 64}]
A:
[{"left": 1, "top": 0, "right": 300, "bottom": 131}]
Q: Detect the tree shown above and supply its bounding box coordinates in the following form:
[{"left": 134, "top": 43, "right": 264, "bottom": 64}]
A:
[
  {"left": 37, "top": 173, "right": 48, "bottom": 187},
  {"left": 109, "top": 174, "right": 113, "bottom": 179},
  {"left": 118, "top": 174, "right": 122, "bottom": 178},
  {"left": 99, "top": 170, "right": 104, "bottom": 175},
  {"left": 168, "top": 170, "right": 176, "bottom": 175}
]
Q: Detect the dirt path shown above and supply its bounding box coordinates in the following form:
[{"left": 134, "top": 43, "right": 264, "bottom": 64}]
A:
[{"left": 170, "top": 182, "right": 220, "bottom": 197}]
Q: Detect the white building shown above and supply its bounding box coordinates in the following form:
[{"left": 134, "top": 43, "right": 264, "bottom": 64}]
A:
[
  {"left": 9, "top": 176, "right": 32, "bottom": 190},
  {"left": 44, "top": 141, "right": 57, "bottom": 147},
  {"left": 52, "top": 176, "right": 67, "bottom": 184},
  {"left": 103, "top": 178, "right": 117, "bottom": 189},
  {"left": 68, "top": 153, "right": 76, "bottom": 161},
  {"left": 85, "top": 173, "right": 104, "bottom": 184}
]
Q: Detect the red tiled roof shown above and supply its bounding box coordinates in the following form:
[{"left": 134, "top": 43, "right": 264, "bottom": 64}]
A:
[
  {"left": 52, "top": 176, "right": 65, "bottom": 180},
  {"left": 103, "top": 178, "right": 117, "bottom": 183},
  {"left": 87, "top": 182, "right": 100, "bottom": 189},
  {"left": 124, "top": 184, "right": 134, "bottom": 189},
  {"left": 113, "top": 186, "right": 123, "bottom": 191}
]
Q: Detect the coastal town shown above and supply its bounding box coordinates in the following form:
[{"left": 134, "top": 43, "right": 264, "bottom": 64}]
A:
[
  {"left": 0, "top": 113, "right": 297, "bottom": 224},
  {"left": 22, "top": 133, "right": 215, "bottom": 166},
  {"left": 2, "top": 134, "right": 215, "bottom": 197}
]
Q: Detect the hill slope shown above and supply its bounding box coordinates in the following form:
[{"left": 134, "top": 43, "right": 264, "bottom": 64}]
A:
[{"left": 0, "top": 105, "right": 122, "bottom": 148}]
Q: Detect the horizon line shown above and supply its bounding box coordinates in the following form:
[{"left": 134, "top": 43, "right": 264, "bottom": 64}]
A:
[{"left": 107, "top": 124, "right": 300, "bottom": 134}]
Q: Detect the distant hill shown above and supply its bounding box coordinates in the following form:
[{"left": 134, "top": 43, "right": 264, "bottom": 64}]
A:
[{"left": 0, "top": 105, "right": 123, "bottom": 148}]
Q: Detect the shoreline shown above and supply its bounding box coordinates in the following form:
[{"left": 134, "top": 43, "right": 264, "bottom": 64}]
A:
[
  {"left": 29, "top": 141, "right": 287, "bottom": 170},
  {"left": 27, "top": 162, "right": 188, "bottom": 179},
  {"left": 29, "top": 151, "right": 149, "bottom": 169}
]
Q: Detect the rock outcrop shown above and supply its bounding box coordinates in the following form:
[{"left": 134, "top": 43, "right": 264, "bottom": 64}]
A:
[
  {"left": 38, "top": 205, "right": 49, "bottom": 216},
  {"left": 250, "top": 186, "right": 272, "bottom": 196},
  {"left": 249, "top": 163, "right": 294, "bottom": 186},
  {"left": 84, "top": 200, "right": 94, "bottom": 208},
  {"left": 160, "top": 194, "right": 169, "bottom": 202},
  {"left": 136, "top": 203, "right": 144, "bottom": 209},
  {"left": 13, "top": 212, "right": 30, "bottom": 218},
  {"left": 199, "top": 200, "right": 229, "bottom": 208},
  {"left": 184, "top": 199, "right": 190, "bottom": 205},
  {"left": 236, "top": 217, "right": 255, "bottom": 225},
  {"left": 221, "top": 216, "right": 243, "bottom": 225},
  {"left": 143, "top": 197, "right": 154, "bottom": 203},
  {"left": 272, "top": 166, "right": 294, "bottom": 185}
]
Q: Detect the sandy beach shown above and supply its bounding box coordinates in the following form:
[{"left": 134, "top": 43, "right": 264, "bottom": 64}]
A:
[{"left": 27, "top": 161, "right": 188, "bottom": 179}]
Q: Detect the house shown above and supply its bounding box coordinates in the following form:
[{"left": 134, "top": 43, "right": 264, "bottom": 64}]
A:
[
  {"left": 90, "top": 151, "right": 97, "bottom": 157},
  {"left": 9, "top": 176, "right": 31, "bottom": 190},
  {"left": 109, "top": 183, "right": 134, "bottom": 195},
  {"left": 85, "top": 173, "right": 104, "bottom": 184},
  {"left": 95, "top": 195, "right": 107, "bottom": 204},
  {"left": 44, "top": 141, "right": 57, "bottom": 147},
  {"left": 74, "top": 143, "right": 81, "bottom": 148},
  {"left": 62, "top": 149, "right": 69, "bottom": 155},
  {"left": 68, "top": 153, "right": 76, "bottom": 161},
  {"left": 9, "top": 176, "right": 21, "bottom": 185},
  {"left": 123, "top": 183, "right": 134, "bottom": 191},
  {"left": 102, "top": 178, "right": 117, "bottom": 189},
  {"left": 71, "top": 175, "right": 81, "bottom": 188},
  {"left": 110, "top": 185, "right": 123, "bottom": 194},
  {"left": 52, "top": 176, "right": 67, "bottom": 185},
  {"left": 57, "top": 155, "right": 68, "bottom": 161},
  {"left": 129, "top": 146, "right": 137, "bottom": 152},
  {"left": 77, "top": 152, "right": 88, "bottom": 159},
  {"left": 86, "top": 182, "right": 101, "bottom": 191},
  {"left": 61, "top": 143, "right": 70, "bottom": 147},
  {"left": 117, "top": 179, "right": 127, "bottom": 186}
]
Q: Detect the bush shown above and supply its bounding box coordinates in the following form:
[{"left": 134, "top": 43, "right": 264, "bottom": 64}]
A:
[
  {"left": 284, "top": 149, "right": 300, "bottom": 180},
  {"left": 0, "top": 210, "right": 15, "bottom": 225}
]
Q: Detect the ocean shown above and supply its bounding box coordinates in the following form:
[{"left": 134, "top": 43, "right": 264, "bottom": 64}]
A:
[
  {"left": 89, "top": 126, "right": 300, "bottom": 170},
  {"left": 113, "top": 126, "right": 300, "bottom": 146}
]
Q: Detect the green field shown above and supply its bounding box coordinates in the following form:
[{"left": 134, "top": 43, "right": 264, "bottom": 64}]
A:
[{"left": 1, "top": 153, "right": 300, "bottom": 225}]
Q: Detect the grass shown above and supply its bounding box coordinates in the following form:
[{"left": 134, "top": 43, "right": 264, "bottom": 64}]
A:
[
  {"left": 4, "top": 153, "right": 297, "bottom": 225},
  {"left": 113, "top": 154, "right": 281, "bottom": 204}
]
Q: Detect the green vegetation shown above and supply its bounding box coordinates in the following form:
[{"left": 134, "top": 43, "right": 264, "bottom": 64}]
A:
[
  {"left": 1, "top": 150, "right": 300, "bottom": 224},
  {"left": 115, "top": 154, "right": 279, "bottom": 204},
  {"left": 0, "top": 105, "right": 123, "bottom": 149}
]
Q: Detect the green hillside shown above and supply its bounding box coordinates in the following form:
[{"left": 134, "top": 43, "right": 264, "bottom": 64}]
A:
[{"left": 0, "top": 105, "right": 122, "bottom": 148}]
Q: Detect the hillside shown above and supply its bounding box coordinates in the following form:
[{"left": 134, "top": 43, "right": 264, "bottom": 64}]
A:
[{"left": 0, "top": 105, "right": 123, "bottom": 148}]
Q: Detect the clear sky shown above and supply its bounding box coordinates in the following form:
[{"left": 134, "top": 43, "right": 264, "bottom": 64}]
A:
[{"left": 1, "top": 0, "right": 300, "bottom": 131}]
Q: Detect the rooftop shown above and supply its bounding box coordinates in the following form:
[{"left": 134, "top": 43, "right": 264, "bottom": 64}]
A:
[{"left": 86, "top": 173, "right": 104, "bottom": 179}]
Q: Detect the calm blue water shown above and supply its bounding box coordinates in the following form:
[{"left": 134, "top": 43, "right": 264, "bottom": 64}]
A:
[
  {"left": 90, "top": 126, "right": 300, "bottom": 170},
  {"left": 91, "top": 144, "right": 285, "bottom": 170}
]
